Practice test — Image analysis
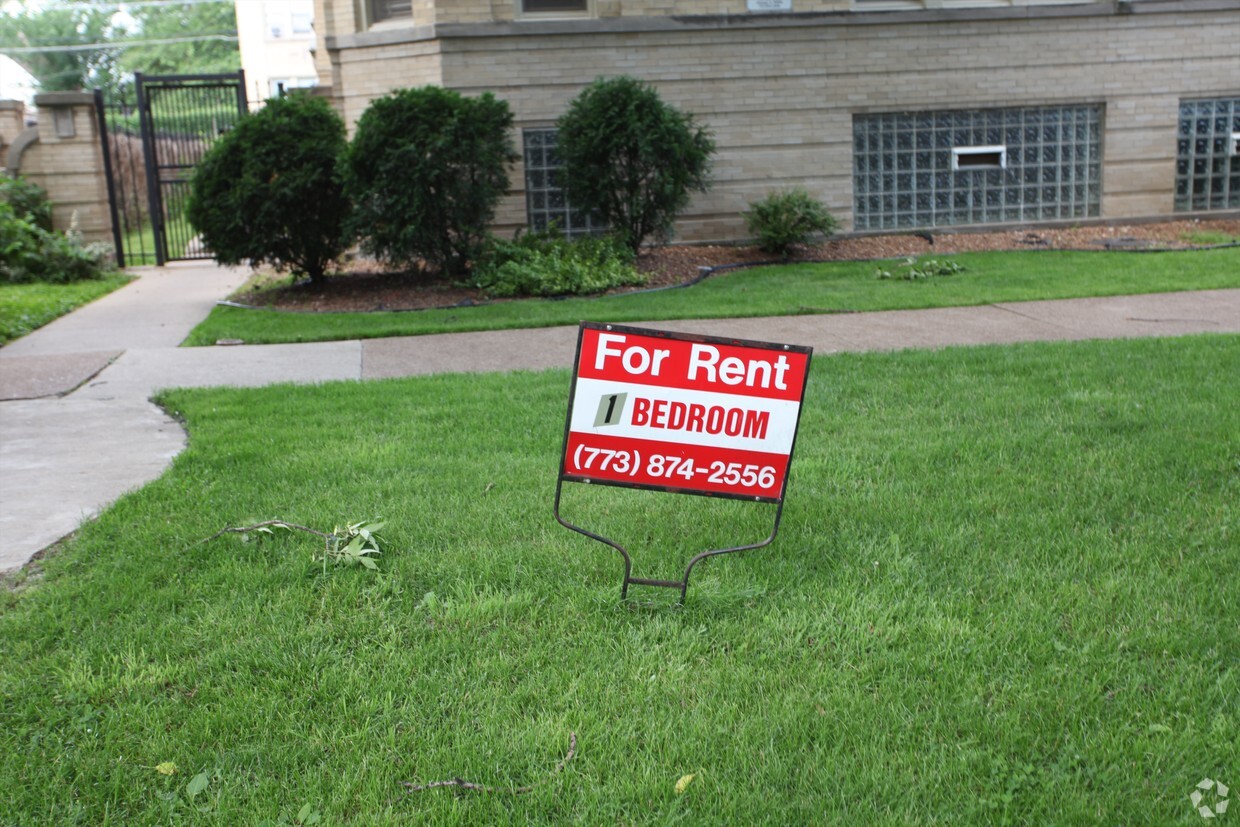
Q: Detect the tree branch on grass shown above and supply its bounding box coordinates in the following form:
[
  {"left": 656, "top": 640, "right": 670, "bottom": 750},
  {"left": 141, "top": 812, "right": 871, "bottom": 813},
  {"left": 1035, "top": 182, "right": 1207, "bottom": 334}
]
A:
[
  {"left": 199, "top": 519, "right": 384, "bottom": 571},
  {"left": 402, "top": 732, "right": 577, "bottom": 795}
]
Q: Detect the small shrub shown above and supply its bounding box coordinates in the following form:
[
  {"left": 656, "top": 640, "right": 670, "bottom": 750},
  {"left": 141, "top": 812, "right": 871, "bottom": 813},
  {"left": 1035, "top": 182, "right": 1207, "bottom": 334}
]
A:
[
  {"left": 874, "top": 257, "right": 964, "bottom": 280},
  {"left": 744, "top": 189, "right": 838, "bottom": 256},
  {"left": 470, "top": 231, "right": 646, "bottom": 298},
  {"left": 345, "top": 86, "right": 517, "bottom": 278},
  {"left": 0, "top": 176, "right": 54, "bottom": 232},
  {"left": 187, "top": 93, "right": 352, "bottom": 284},
  {"left": 0, "top": 181, "right": 112, "bottom": 284},
  {"left": 556, "top": 76, "right": 714, "bottom": 253}
]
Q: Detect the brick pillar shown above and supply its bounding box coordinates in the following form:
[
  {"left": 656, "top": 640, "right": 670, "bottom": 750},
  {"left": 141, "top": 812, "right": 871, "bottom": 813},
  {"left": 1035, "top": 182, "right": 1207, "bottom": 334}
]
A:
[{"left": 6, "top": 92, "right": 112, "bottom": 244}]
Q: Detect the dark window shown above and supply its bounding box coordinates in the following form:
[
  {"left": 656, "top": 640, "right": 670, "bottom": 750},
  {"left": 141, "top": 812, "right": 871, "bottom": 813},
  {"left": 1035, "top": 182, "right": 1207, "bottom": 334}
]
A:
[
  {"left": 522, "top": 0, "right": 588, "bottom": 13},
  {"left": 371, "top": 0, "right": 412, "bottom": 23}
]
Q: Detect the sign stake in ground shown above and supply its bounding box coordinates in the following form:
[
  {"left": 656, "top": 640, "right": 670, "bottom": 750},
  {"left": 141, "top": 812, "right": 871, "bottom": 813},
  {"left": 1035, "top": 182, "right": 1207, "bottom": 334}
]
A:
[{"left": 554, "top": 322, "right": 812, "bottom": 602}]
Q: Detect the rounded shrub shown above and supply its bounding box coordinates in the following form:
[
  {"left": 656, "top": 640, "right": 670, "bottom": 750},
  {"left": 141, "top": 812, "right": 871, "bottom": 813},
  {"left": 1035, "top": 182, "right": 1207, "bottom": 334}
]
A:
[
  {"left": 743, "top": 188, "right": 839, "bottom": 256},
  {"left": 556, "top": 76, "right": 714, "bottom": 254},
  {"left": 344, "top": 86, "right": 517, "bottom": 278},
  {"left": 187, "top": 93, "right": 351, "bottom": 284}
]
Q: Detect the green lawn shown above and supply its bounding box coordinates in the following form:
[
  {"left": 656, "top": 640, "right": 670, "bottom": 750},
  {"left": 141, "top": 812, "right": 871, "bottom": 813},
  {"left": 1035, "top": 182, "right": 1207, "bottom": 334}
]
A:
[
  {"left": 0, "top": 274, "right": 133, "bottom": 346},
  {"left": 183, "top": 247, "right": 1240, "bottom": 346},
  {"left": 2, "top": 334, "right": 1235, "bottom": 823}
]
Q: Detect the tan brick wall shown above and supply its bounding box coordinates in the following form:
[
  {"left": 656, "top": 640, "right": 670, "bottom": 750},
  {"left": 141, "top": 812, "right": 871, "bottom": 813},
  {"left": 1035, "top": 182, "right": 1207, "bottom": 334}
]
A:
[
  {"left": 14, "top": 96, "right": 112, "bottom": 244},
  {"left": 325, "top": 4, "right": 1240, "bottom": 241}
]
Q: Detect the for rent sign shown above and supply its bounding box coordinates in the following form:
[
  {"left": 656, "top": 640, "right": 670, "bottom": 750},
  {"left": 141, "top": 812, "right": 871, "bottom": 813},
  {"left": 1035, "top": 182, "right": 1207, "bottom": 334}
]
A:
[{"left": 560, "top": 323, "right": 812, "bottom": 502}]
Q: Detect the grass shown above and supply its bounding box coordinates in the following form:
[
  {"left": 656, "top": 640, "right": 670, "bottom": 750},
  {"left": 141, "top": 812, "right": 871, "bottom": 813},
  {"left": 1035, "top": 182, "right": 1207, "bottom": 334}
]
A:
[
  {"left": 183, "top": 247, "right": 1240, "bottom": 347},
  {"left": 0, "top": 274, "right": 133, "bottom": 346},
  {"left": 2, "top": 334, "right": 1236, "bottom": 823},
  {"left": 1179, "top": 229, "right": 1239, "bottom": 246}
]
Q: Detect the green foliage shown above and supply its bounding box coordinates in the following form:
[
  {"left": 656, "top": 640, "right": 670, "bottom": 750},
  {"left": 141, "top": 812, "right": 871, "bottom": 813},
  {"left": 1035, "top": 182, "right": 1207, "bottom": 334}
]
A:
[
  {"left": 0, "top": 178, "right": 113, "bottom": 284},
  {"left": 187, "top": 94, "right": 351, "bottom": 284},
  {"left": 743, "top": 188, "right": 839, "bottom": 256},
  {"left": 0, "top": 177, "right": 53, "bottom": 232},
  {"left": 470, "top": 230, "right": 646, "bottom": 297},
  {"left": 344, "top": 86, "right": 518, "bottom": 278},
  {"left": 875, "top": 257, "right": 965, "bottom": 280},
  {"left": 556, "top": 76, "right": 715, "bottom": 253},
  {"left": 0, "top": 4, "right": 117, "bottom": 92},
  {"left": 0, "top": 1, "right": 238, "bottom": 94}
]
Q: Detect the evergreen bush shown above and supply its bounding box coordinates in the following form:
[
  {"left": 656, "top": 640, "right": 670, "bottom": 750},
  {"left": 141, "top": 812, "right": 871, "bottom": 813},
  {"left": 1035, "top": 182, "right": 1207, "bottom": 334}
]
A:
[
  {"left": 743, "top": 189, "right": 838, "bottom": 256},
  {"left": 555, "top": 76, "right": 714, "bottom": 253},
  {"left": 344, "top": 86, "right": 517, "bottom": 278},
  {"left": 186, "top": 93, "right": 351, "bottom": 284}
]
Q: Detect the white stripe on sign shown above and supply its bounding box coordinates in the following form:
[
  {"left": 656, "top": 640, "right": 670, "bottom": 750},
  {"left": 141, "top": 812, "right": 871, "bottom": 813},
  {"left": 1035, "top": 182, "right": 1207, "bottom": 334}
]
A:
[{"left": 570, "top": 377, "right": 802, "bottom": 454}]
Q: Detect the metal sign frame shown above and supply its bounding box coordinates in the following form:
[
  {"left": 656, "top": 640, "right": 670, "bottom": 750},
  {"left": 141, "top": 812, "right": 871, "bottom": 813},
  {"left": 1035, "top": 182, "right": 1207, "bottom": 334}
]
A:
[{"left": 554, "top": 322, "right": 812, "bottom": 602}]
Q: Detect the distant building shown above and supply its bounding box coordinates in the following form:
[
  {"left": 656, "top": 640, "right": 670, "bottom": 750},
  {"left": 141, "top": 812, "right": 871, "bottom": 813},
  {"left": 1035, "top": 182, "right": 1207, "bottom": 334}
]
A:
[
  {"left": 311, "top": 0, "right": 1239, "bottom": 240},
  {"left": 236, "top": 0, "right": 318, "bottom": 106},
  {"left": 0, "top": 55, "right": 36, "bottom": 108}
]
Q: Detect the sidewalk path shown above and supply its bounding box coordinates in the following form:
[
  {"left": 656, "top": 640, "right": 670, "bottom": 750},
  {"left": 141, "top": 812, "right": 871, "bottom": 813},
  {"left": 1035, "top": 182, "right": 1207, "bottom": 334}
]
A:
[{"left": 2, "top": 259, "right": 1238, "bottom": 572}]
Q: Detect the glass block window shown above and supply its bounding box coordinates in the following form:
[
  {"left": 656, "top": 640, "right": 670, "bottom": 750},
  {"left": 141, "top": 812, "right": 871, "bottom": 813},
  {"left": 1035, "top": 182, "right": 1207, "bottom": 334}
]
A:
[
  {"left": 1175, "top": 97, "right": 1240, "bottom": 212},
  {"left": 522, "top": 129, "right": 604, "bottom": 237},
  {"left": 852, "top": 105, "right": 1103, "bottom": 230}
]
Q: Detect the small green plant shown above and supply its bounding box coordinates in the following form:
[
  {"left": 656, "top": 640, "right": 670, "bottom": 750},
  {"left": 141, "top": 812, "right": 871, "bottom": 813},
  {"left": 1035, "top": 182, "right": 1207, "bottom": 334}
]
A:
[
  {"left": 875, "top": 257, "right": 965, "bottom": 280},
  {"left": 470, "top": 230, "right": 646, "bottom": 297},
  {"left": 743, "top": 188, "right": 839, "bottom": 256}
]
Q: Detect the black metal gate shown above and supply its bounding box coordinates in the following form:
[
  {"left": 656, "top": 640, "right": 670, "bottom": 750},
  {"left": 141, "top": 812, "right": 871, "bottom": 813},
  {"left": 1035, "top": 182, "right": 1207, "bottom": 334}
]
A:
[{"left": 97, "top": 71, "right": 247, "bottom": 266}]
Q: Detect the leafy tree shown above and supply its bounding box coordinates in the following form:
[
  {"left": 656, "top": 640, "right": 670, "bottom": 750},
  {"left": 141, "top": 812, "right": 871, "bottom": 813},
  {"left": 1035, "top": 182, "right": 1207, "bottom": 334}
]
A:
[
  {"left": 555, "top": 76, "right": 714, "bottom": 253},
  {"left": 0, "top": 1, "right": 238, "bottom": 94},
  {"left": 186, "top": 93, "right": 351, "bottom": 285},
  {"left": 0, "top": 3, "right": 118, "bottom": 92},
  {"left": 344, "top": 86, "right": 517, "bottom": 278}
]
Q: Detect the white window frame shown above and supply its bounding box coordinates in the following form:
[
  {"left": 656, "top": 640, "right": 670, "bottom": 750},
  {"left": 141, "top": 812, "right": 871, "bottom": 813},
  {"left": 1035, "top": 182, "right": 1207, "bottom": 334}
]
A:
[{"left": 952, "top": 145, "right": 1007, "bottom": 171}]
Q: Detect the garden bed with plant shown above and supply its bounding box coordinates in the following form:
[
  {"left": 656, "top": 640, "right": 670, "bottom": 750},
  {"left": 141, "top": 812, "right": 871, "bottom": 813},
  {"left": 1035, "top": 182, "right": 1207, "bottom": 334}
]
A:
[{"left": 225, "top": 218, "right": 1240, "bottom": 314}]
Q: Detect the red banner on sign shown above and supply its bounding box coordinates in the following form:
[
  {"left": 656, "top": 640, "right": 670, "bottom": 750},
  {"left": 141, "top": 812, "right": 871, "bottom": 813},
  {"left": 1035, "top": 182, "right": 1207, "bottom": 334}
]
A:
[{"left": 560, "top": 323, "right": 812, "bottom": 502}]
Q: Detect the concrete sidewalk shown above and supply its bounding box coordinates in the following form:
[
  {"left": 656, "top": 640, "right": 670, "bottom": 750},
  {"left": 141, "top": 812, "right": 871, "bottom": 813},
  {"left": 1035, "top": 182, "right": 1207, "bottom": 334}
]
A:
[{"left": 2, "top": 259, "right": 1238, "bottom": 573}]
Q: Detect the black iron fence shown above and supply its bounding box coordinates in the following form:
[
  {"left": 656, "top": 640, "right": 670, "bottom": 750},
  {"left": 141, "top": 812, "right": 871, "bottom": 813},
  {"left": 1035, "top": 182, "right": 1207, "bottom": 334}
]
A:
[{"left": 96, "top": 71, "right": 247, "bottom": 267}]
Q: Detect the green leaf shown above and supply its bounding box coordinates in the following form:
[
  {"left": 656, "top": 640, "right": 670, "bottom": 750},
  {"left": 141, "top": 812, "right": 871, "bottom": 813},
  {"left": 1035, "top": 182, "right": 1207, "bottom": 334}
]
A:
[{"left": 186, "top": 770, "right": 209, "bottom": 799}]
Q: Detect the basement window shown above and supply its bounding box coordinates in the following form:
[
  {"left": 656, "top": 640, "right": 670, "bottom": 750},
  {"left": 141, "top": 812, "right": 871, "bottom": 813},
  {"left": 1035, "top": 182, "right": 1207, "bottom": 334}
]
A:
[
  {"left": 952, "top": 145, "right": 1007, "bottom": 171},
  {"left": 1174, "top": 97, "right": 1239, "bottom": 212}
]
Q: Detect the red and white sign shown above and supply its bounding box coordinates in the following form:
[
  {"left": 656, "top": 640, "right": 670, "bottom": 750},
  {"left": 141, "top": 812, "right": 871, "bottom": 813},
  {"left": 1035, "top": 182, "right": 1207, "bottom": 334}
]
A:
[{"left": 560, "top": 323, "right": 812, "bottom": 501}]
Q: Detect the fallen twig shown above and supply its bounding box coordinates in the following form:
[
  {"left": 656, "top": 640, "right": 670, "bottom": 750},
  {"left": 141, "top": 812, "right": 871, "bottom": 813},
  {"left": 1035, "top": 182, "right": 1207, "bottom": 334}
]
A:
[
  {"left": 198, "top": 520, "right": 333, "bottom": 545},
  {"left": 403, "top": 732, "right": 577, "bottom": 795}
]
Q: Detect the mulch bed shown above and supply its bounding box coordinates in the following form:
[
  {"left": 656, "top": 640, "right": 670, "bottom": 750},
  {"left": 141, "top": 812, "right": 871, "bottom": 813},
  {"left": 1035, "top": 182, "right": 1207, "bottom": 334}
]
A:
[{"left": 229, "top": 219, "right": 1240, "bottom": 313}]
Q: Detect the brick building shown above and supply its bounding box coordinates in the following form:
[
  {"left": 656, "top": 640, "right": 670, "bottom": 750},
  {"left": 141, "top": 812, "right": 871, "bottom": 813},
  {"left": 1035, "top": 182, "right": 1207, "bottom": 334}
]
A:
[{"left": 311, "top": 0, "right": 1240, "bottom": 241}]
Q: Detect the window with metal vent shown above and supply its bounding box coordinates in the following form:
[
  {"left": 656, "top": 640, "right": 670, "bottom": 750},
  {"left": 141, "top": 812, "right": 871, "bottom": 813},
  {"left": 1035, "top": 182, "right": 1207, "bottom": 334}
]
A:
[{"left": 852, "top": 105, "right": 1102, "bottom": 230}]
